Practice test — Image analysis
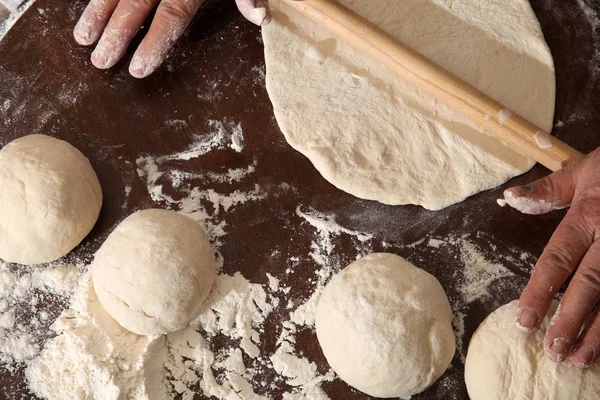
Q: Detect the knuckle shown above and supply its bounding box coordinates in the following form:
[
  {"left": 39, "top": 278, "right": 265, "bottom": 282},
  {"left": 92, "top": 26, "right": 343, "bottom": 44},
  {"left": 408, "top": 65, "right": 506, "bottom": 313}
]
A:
[
  {"left": 573, "top": 198, "right": 600, "bottom": 221},
  {"left": 537, "top": 176, "right": 560, "bottom": 199},
  {"left": 159, "top": 1, "right": 195, "bottom": 21},
  {"left": 548, "top": 320, "right": 578, "bottom": 339},
  {"left": 574, "top": 268, "right": 600, "bottom": 294},
  {"left": 128, "top": 0, "right": 156, "bottom": 11},
  {"left": 521, "top": 280, "right": 551, "bottom": 305},
  {"left": 587, "top": 148, "right": 600, "bottom": 165},
  {"left": 524, "top": 286, "right": 549, "bottom": 305},
  {"left": 538, "top": 248, "right": 576, "bottom": 276}
]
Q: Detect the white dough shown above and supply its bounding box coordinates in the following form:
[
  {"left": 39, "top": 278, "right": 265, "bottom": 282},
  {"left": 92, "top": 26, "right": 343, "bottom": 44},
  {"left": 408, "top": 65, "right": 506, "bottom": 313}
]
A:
[
  {"left": 0, "top": 134, "right": 102, "bottom": 265},
  {"left": 92, "top": 209, "right": 216, "bottom": 336},
  {"left": 315, "top": 253, "right": 455, "bottom": 398},
  {"left": 263, "top": 0, "right": 555, "bottom": 210},
  {"left": 465, "top": 300, "right": 600, "bottom": 400}
]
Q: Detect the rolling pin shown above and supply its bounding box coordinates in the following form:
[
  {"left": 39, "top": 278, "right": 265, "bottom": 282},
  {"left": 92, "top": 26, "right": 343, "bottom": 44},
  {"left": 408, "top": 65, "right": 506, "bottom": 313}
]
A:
[{"left": 281, "top": 0, "right": 583, "bottom": 172}]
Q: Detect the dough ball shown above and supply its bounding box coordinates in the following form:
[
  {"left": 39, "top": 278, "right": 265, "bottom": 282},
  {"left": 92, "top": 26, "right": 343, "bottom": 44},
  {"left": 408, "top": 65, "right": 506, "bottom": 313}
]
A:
[
  {"left": 315, "top": 253, "right": 455, "bottom": 398},
  {"left": 465, "top": 300, "right": 600, "bottom": 400},
  {"left": 92, "top": 209, "right": 216, "bottom": 336},
  {"left": 263, "top": 0, "right": 555, "bottom": 210},
  {"left": 0, "top": 134, "right": 102, "bottom": 265}
]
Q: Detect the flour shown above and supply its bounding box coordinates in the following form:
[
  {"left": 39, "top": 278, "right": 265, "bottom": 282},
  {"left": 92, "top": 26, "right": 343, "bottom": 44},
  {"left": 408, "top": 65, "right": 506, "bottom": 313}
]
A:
[
  {"left": 163, "top": 273, "right": 275, "bottom": 400},
  {"left": 136, "top": 126, "right": 265, "bottom": 266},
  {"left": 26, "top": 273, "right": 168, "bottom": 400},
  {"left": 498, "top": 109, "right": 514, "bottom": 125},
  {"left": 296, "top": 206, "right": 373, "bottom": 242},
  {"left": 0, "top": 0, "right": 32, "bottom": 41},
  {"left": 230, "top": 123, "right": 245, "bottom": 152},
  {"left": 266, "top": 273, "right": 280, "bottom": 292},
  {"left": 424, "top": 233, "right": 534, "bottom": 361},
  {"left": 0, "top": 261, "right": 80, "bottom": 372},
  {"left": 1, "top": 208, "right": 536, "bottom": 400},
  {"left": 159, "top": 120, "right": 243, "bottom": 162},
  {"left": 169, "top": 160, "right": 256, "bottom": 187},
  {"left": 504, "top": 189, "right": 566, "bottom": 215},
  {"left": 0, "top": 182, "right": 534, "bottom": 400},
  {"left": 534, "top": 131, "right": 553, "bottom": 149},
  {"left": 455, "top": 239, "right": 515, "bottom": 303},
  {"left": 267, "top": 206, "right": 376, "bottom": 398}
]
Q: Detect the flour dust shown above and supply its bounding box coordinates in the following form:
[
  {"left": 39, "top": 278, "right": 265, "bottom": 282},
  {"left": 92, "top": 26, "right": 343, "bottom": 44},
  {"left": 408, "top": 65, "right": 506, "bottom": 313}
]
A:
[{"left": 0, "top": 119, "right": 537, "bottom": 398}]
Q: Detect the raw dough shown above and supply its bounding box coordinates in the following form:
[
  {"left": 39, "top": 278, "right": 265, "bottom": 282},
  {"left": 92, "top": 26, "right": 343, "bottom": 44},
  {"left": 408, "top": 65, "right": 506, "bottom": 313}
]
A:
[
  {"left": 263, "top": 0, "right": 555, "bottom": 210},
  {"left": 0, "top": 134, "right": 102, "bottom": 265},
  {"left": 92, "top": 209, "right": 216, "bottom": 336},
  {"left": 465, "top": 300, "right": 600, "bottom": 400},
  {"left": 315, "top": 253, "right": 455, "bottom": 398}
]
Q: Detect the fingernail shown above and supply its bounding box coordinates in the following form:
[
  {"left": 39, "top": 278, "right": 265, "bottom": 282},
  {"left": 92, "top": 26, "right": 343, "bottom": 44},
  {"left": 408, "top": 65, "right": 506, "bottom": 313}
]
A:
[
  {"left": 74, "top": 18, "right": 93, "bottom": 45},
  {"left": 516, "top": 307, "right": 540, "bottom": 332},
  {"left": 129, "top": 57, "right": 146, "bottom": 79},
  {"left": 506, "top": 186, "right": 533, "bottom": 198},
  {"left": 74, "top": 26, "right": 92, "bottom": 45},
  {"left": 571, "top": 346, "right": 595, "bottom": 368},
  {"left": 91, "top": 48, "right": 108, "bottom": 69},
  {"left": 548, "top": 338, "right": 572, "bottom": 362}
]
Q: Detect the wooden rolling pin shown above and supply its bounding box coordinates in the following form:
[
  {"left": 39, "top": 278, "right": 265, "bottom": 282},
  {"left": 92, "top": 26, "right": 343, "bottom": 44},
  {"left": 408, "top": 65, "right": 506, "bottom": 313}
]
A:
[{"left": 281, "top": 0, "right": 583, "bottom": 171}]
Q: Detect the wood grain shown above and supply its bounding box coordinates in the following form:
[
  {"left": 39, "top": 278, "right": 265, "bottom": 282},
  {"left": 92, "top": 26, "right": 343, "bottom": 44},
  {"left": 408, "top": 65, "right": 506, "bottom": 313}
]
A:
[{"left": 0, "top": 0, "right": 599, "bottom": 399}]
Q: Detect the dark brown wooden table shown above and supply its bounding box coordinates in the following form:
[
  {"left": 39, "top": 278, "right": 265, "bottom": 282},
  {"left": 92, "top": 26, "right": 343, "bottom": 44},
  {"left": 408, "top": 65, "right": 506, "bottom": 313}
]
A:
[{"left": 1, "top": 0, "right": 599, "bottom": 398}]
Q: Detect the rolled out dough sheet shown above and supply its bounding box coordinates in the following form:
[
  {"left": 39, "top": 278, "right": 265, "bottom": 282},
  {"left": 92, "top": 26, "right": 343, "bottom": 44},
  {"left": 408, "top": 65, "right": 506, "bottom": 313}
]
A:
[{"left": 262, "top": 0, "right": 555, "bottom": 210}]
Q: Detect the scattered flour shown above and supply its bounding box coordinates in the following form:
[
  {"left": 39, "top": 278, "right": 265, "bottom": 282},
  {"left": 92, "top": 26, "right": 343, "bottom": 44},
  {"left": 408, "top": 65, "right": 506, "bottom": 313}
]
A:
[
  {"left": 159, "top": 120, "right": 243, "bottom": 162},
  {"left": 0, "top": 116, "right": 539, "bottom": 398},
  {"left": 427, "top": 238, "right": 444, "bottom": 248},
  {"left": 163, "top": 273, "right": 276, "bottom": 400},
  {"left": 135, "top": 124, "right": 265, "bottom": 264},
  {"left": 0, "top": 0, "right": 33, "bottom": 41},
  {"left": 296, "top": 206, "right": 373, "bottom": 242},
  {"left": 26, "top": 273, "right": 168, "bottom": 400},
  {"left": 454, "top": 239, "right": 515, "bottom": 303},
  {"left": 230, "top": 123, "right": 245, "bottom": 152},
  {"left": 21, "top": 127, "right": 358, "bottom": 399},
  {"left": 425, "top": 233, "right": 534, "bottom": 361},
  {"left": 0, "top": 262, "right": 81, "bottom": 368}
]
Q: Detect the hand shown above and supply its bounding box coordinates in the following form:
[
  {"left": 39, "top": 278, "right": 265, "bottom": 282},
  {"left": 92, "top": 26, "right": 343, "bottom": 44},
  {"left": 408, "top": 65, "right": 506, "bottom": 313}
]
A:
[
  {"left": 74, "top": 0, "right": 271, "bottom": 78},
  {"left": 503, "top": 149, "right": 600, "bottom": 368}
]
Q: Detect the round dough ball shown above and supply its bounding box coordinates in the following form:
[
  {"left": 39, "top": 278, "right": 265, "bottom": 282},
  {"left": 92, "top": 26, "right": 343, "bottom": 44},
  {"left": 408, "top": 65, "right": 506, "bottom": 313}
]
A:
[
  {"left": 263, "top": 0, "right": 555, "bottom": 210},
  {"left": 465, "top": 300, "right": 600, "bottom": 400},
  {"left": 92, "top": 209, "right": 216, "bottom": 336},
  {"left": 0, "top": 134, "right": 102, "bottom": 265},
  {"left": 315, "top": 253, "right": 455, "bottom": 398}
]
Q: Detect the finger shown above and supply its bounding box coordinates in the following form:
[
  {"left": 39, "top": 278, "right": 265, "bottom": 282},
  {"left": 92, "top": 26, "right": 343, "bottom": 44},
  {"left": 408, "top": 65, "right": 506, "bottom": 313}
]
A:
[
  {"left": 545, "top": 240, "right": 600, "bottom": 362},
  {"left": 91, "top": 0, "right": 161, "bottom": 69},
  {"left": 503, "top": 154, "right": 587, "bottom": 215},
  {"left": 570, "top": 307, "right": 600, "bottom": 368},
  {"left": 74, "top": 0, "right": 120, "bottom": 46},
  {"left": 235, "top": 0, "right": 271, "bottom": 26},
  {"left": 129, "top": 0, "right": 203, "bottom": 78},
  {"left": 516, "top": 208, "right": 595, "bottom": 333}
]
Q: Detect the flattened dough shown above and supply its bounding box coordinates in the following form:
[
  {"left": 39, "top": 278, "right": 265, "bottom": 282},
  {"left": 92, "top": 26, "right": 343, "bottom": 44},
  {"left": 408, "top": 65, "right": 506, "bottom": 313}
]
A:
[{"left": 263, "top": 0, "right": 555, "bottom": 210}]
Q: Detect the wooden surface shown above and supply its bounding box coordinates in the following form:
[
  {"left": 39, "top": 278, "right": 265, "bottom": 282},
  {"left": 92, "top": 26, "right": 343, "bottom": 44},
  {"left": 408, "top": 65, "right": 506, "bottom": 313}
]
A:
[{"left": 0, "top": 0, "right": 600, "bottom": 399}]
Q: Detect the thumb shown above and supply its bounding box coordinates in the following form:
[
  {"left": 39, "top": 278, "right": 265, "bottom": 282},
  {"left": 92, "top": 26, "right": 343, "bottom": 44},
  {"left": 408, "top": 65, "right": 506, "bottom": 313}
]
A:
[
  {"left": 503, "top": 158, "right": 585, "bottom": 215},
  {"left": 236, "top": 0, "right": 271, "bottom": 26}
]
